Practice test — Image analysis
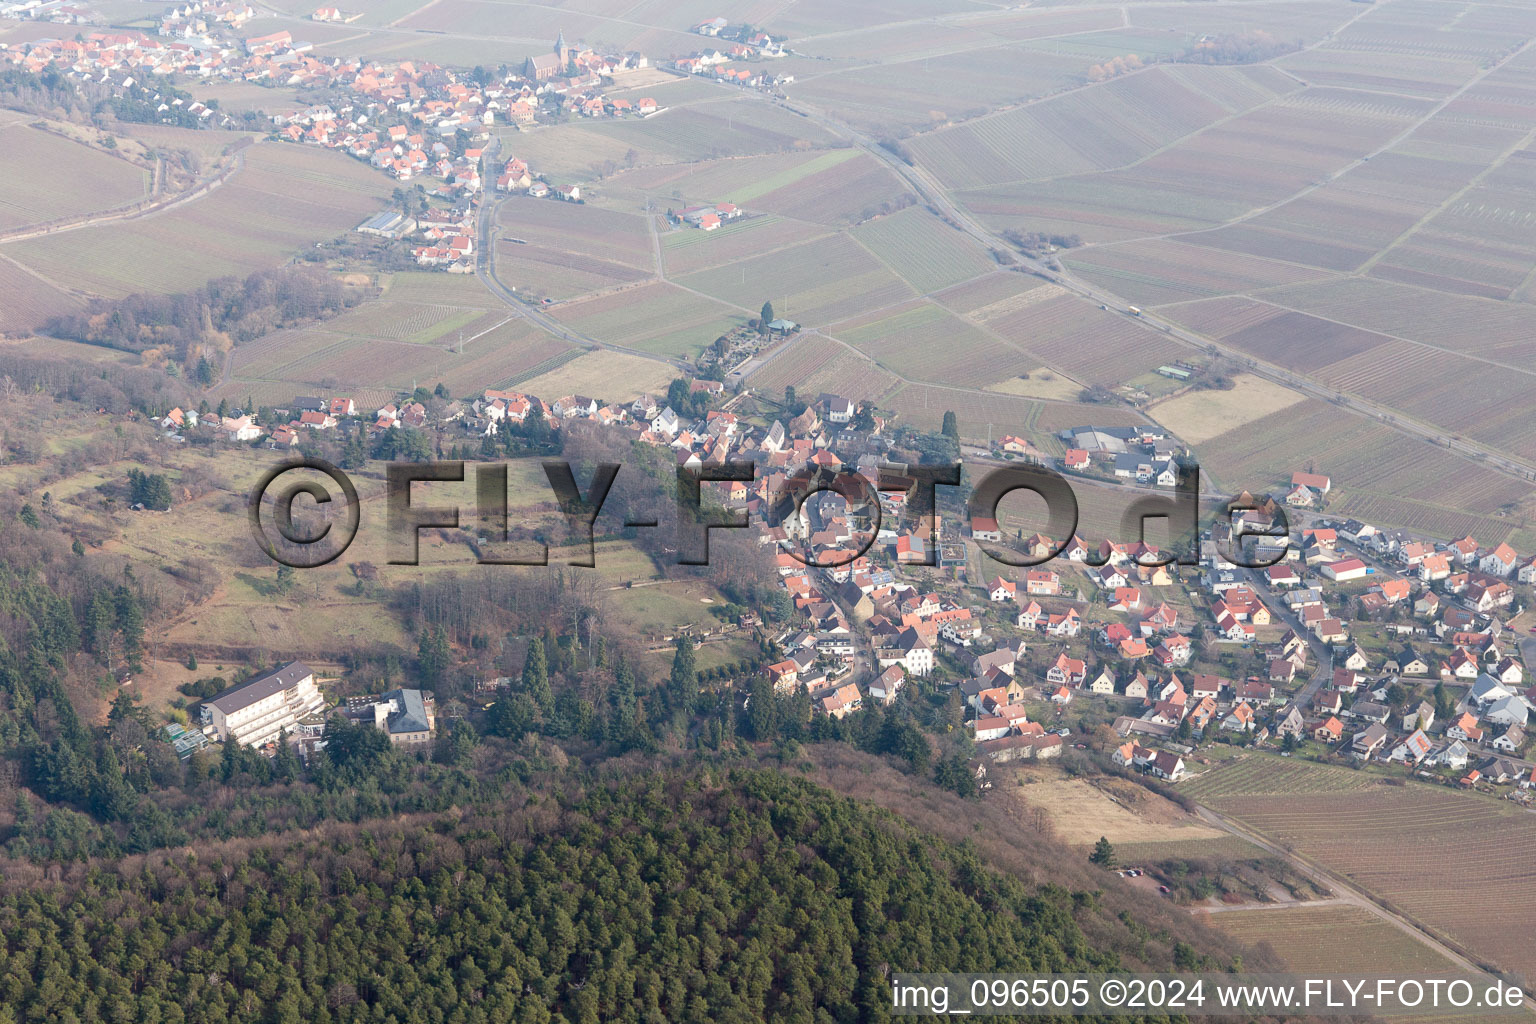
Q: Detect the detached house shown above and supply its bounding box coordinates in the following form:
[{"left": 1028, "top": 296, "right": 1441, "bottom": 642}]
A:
[
  {"left": 1480, "top": 542, "right": 1519, "bottom": 578},
  {"left": 1046, "top": 653, "right": 1086, "bottom": 687},
  {"left": 1352, "top": 722, "right": 1390, "bottom": 760}
]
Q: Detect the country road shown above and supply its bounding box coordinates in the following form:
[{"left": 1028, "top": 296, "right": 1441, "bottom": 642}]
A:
[
  {"left": 1192, "top": 802, "right": 1533, "bottom": 1004},
  {"left": 754, "top": 92, "right": 1536, "bottom": 494},
  {"left": 474, "top": 136, "right": 691, "bottom": 372}
]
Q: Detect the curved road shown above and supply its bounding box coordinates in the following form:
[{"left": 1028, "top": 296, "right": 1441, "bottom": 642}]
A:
[
  {"left": 757, "top": 93, "right": 1536, "bottom": 490},
  {"left": 473, "top": 137, "right": 693, "bottom": 372}
]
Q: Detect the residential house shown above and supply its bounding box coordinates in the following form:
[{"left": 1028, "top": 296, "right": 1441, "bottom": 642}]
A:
[
  {"left": 869, "top": 665, "right": 904, "bottom": 704},
  {"left": 1446, "top": 712, "right": 1485, "bottom": 744},
  {"left": 1150, "top": 750, "right": 1185, "bottom": 781},
  {"left": 1389, "top": 729, "right": 1433, "bottom": 764},
  {"left": 1490, "top": 724, "right": 1526, "bottom": 754},
  {"left": 1351, "top": 722, "right": 1390, "bottom": 760},
  {"left": 1046, "top": 653, "right": 1086, "bottom": 687},
  {"left": 1479, "top": 542, "right": 1519, "bottom": 578},
  {"left": 819, "top": 683, "right": 863, "bottom": 719}
]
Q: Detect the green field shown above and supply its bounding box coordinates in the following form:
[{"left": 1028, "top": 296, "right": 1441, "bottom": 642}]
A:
[{"left": 850, "top": 206, "right": 997, "bottom": 293}]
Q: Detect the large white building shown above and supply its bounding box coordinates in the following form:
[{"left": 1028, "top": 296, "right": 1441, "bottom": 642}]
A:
[{"left": 202, "top": 662, "right": 326, "bottom": 748}]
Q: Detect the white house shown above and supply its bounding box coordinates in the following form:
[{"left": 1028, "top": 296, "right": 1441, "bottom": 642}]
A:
[{"left": 1479, "top": 543, "right": 1519, "bottom": 578}]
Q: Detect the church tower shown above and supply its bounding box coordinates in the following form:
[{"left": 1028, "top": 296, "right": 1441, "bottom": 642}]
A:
[{"left": 554, "top": 30, "right": 569, "bottom": 66}]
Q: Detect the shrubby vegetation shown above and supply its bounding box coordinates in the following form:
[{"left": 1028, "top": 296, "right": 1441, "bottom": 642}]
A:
[
  {"left": 44, "top": 266, "right": 362, "bottom": 366},
  {"left": 1181, "top": 30, "right": 1298, "bottom": 64}
]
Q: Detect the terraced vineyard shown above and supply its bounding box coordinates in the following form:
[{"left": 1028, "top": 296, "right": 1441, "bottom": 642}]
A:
[{"left": 1187, "top": 755, "right": 1536, "bottom": 984}]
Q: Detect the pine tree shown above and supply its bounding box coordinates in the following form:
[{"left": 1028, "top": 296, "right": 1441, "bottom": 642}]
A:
[
  {"left": 747, "top": 676, "right": 777, "bottom": 742},
  {"left": 1090, "top": 836, "right": 1116, "bottom": 867},
  {"left": 522, "top": 637, "right": 552, "bottom": 711},
  {"left": 418, "top": 627, "right": 450, "bottom": 687},
  {"left": 114, "top": 587, "right": 144, "bottom": 669},
  {"left": 941, "top": 410, "right": 959, "bottom": 440},
  {"left": 670, "top": 635, "right": 696, "bottom": 706},
  {"left": 83, "top": 590, "right": 116, "bottom": 664},
  {"left": 760, "top": 300, "right": 774, "bottom": 324},
  {"left": 488, "top": 692, "right": 533, "bottom": 739}
]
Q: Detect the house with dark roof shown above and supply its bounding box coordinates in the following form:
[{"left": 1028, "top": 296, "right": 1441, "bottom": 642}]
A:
[
  {"left": 201, "top": 661, "right": 326, "bottom": 748},
  {"left": 367, "top": 688, "right": 436, "bottom": 745}
]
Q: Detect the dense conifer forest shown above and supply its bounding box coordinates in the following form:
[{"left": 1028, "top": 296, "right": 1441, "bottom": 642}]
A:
[{"left": 0, "top": 768, "right": 1192, "bottom": 1024}]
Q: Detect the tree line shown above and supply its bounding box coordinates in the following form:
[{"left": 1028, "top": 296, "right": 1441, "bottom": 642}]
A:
[{"left": 44, "top": 266, "right": 362, "bottom": 367}]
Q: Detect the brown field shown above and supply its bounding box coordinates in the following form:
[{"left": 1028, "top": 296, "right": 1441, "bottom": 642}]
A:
[
  {"left": 601, "top": 149, "right": 857, "bottom": 206},
  {"left": 883, "top": 381, "right": 1141, "bottom": 446},
  {"left": 1063, "top": 238, "right": 1335, "bottom": 307},
  {"left": 834, "top": 300, "right": 1033, "bottom": 387},
  {"left": 1188, "top": 395, "right": 1535, "bottom": 542},
  {"left": 515, "top": 350, "right": 677, "bottom": 404},
  {"left": 579, "top": 99, "right": 843, "bottom": 166},
  {"left": 660, "top": 214, "right": 833, "bottom": 277},
  {"left": 675, "top": 231, "right": 915, "bottom": 327},
  {"left": 959, "top": 92, "right": 1413, "bottom": 243},
  {"left": 1186, "top": 756, "right": 1536, "bottom": 985},
  {"left": 1147, "top": 375, "right": 1307, "bottom": 443},
  {"left": 226, "top": 316, "right": 575, "bottom": 397},
  {"left": 786, "top": 36, "right": 1098, "bottom": 136},
  {"left": 747, "top": 334, "right": 902, "bottom": 403},
  {"left": 849, "top": 206, "right": 997, "bottom": 293},
  {"left": 547, "top": 281, "right": 746, "bottom": 358},
  {"left": 1254, "top": 276, "right": 1536, "bottom": 361},
  {"left": 747, "top": 152, "right": 911, "bottom": 226},
  {"left": 8, "top": 143, "right": 391, "bottom": 297},
  {"left": 495, "top": 244, "right": 652, "bottom": 299},
  {"left": 495, "top": 195, "right": 653, "bottom": 268},
  {"left": 0, "top": 123, "right": 149, "bottom": 232},
  {"left": 1220, "top": 308, "right": 1390, "bottom": 372},
  {"left": 985, "top": 368, "right": 1083, "bottom": 401},
  {"left": 0, "top": 255, "right": 83, "bottom": 335},
  {"left": 1008, "top": 773, "right": 1227, "bottom": 848},
  {"left": 982, "top": 293, "right": 1186, "bottom": 385},
  {"left": 382, "top": 271, "right": 504, "bottom": 307},
  {"left": 931, "top": 272, "right": 1053, "bottom": 316},
  {"left": 910, "top": 64, "right": 1299, "bottom": 191}
]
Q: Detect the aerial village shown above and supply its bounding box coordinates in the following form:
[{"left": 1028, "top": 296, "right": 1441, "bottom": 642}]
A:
[
  {"left": 157, "top": 368, "right": 1536, "bottom": 799},
  {"left": 0, "top": 4, "right": 799, "bottom": 268},
  {"left": 10, "top": 1, "right": 1536, "bottom": 797}
]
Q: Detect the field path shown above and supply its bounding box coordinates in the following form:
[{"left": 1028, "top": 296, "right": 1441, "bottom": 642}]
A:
[
  {"left": 474, "top": 137, "right": 691, "bottom": 371},
  {"left": 0, "top": 140, "right": 248, "bottom": 250},
  {"left": 1192, "top": 896, "right": 1353, "bottom": 914},
  {"left": 1193, "top": 802, "right": 1526, "bottom": 995}
]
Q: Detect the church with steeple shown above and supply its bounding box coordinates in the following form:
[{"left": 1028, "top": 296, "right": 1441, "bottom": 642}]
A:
[{"left": 525, "top": 31, "right": 589, "bottom": 80}]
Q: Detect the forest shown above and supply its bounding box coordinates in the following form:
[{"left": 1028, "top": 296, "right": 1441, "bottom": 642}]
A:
[
  {"left": 43, "top": 267, "right": 362, "bottom": 367},
  {"left": 0, "top": 768, "right": 1193, "bottom": 1024}
]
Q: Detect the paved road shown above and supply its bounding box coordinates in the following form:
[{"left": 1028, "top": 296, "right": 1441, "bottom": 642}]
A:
[
  {"left": 1238, "top": 566, "right": 1334, "bottom": 706},
  {"left": 473, "top": 136, "right": 692, "bottom": 373},
  {"left": 755, "top": 93, "right": 1536, "bottom": 493},
  {"left": 1193, "top": 803, "right": 1524, "bottom": 993}
]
